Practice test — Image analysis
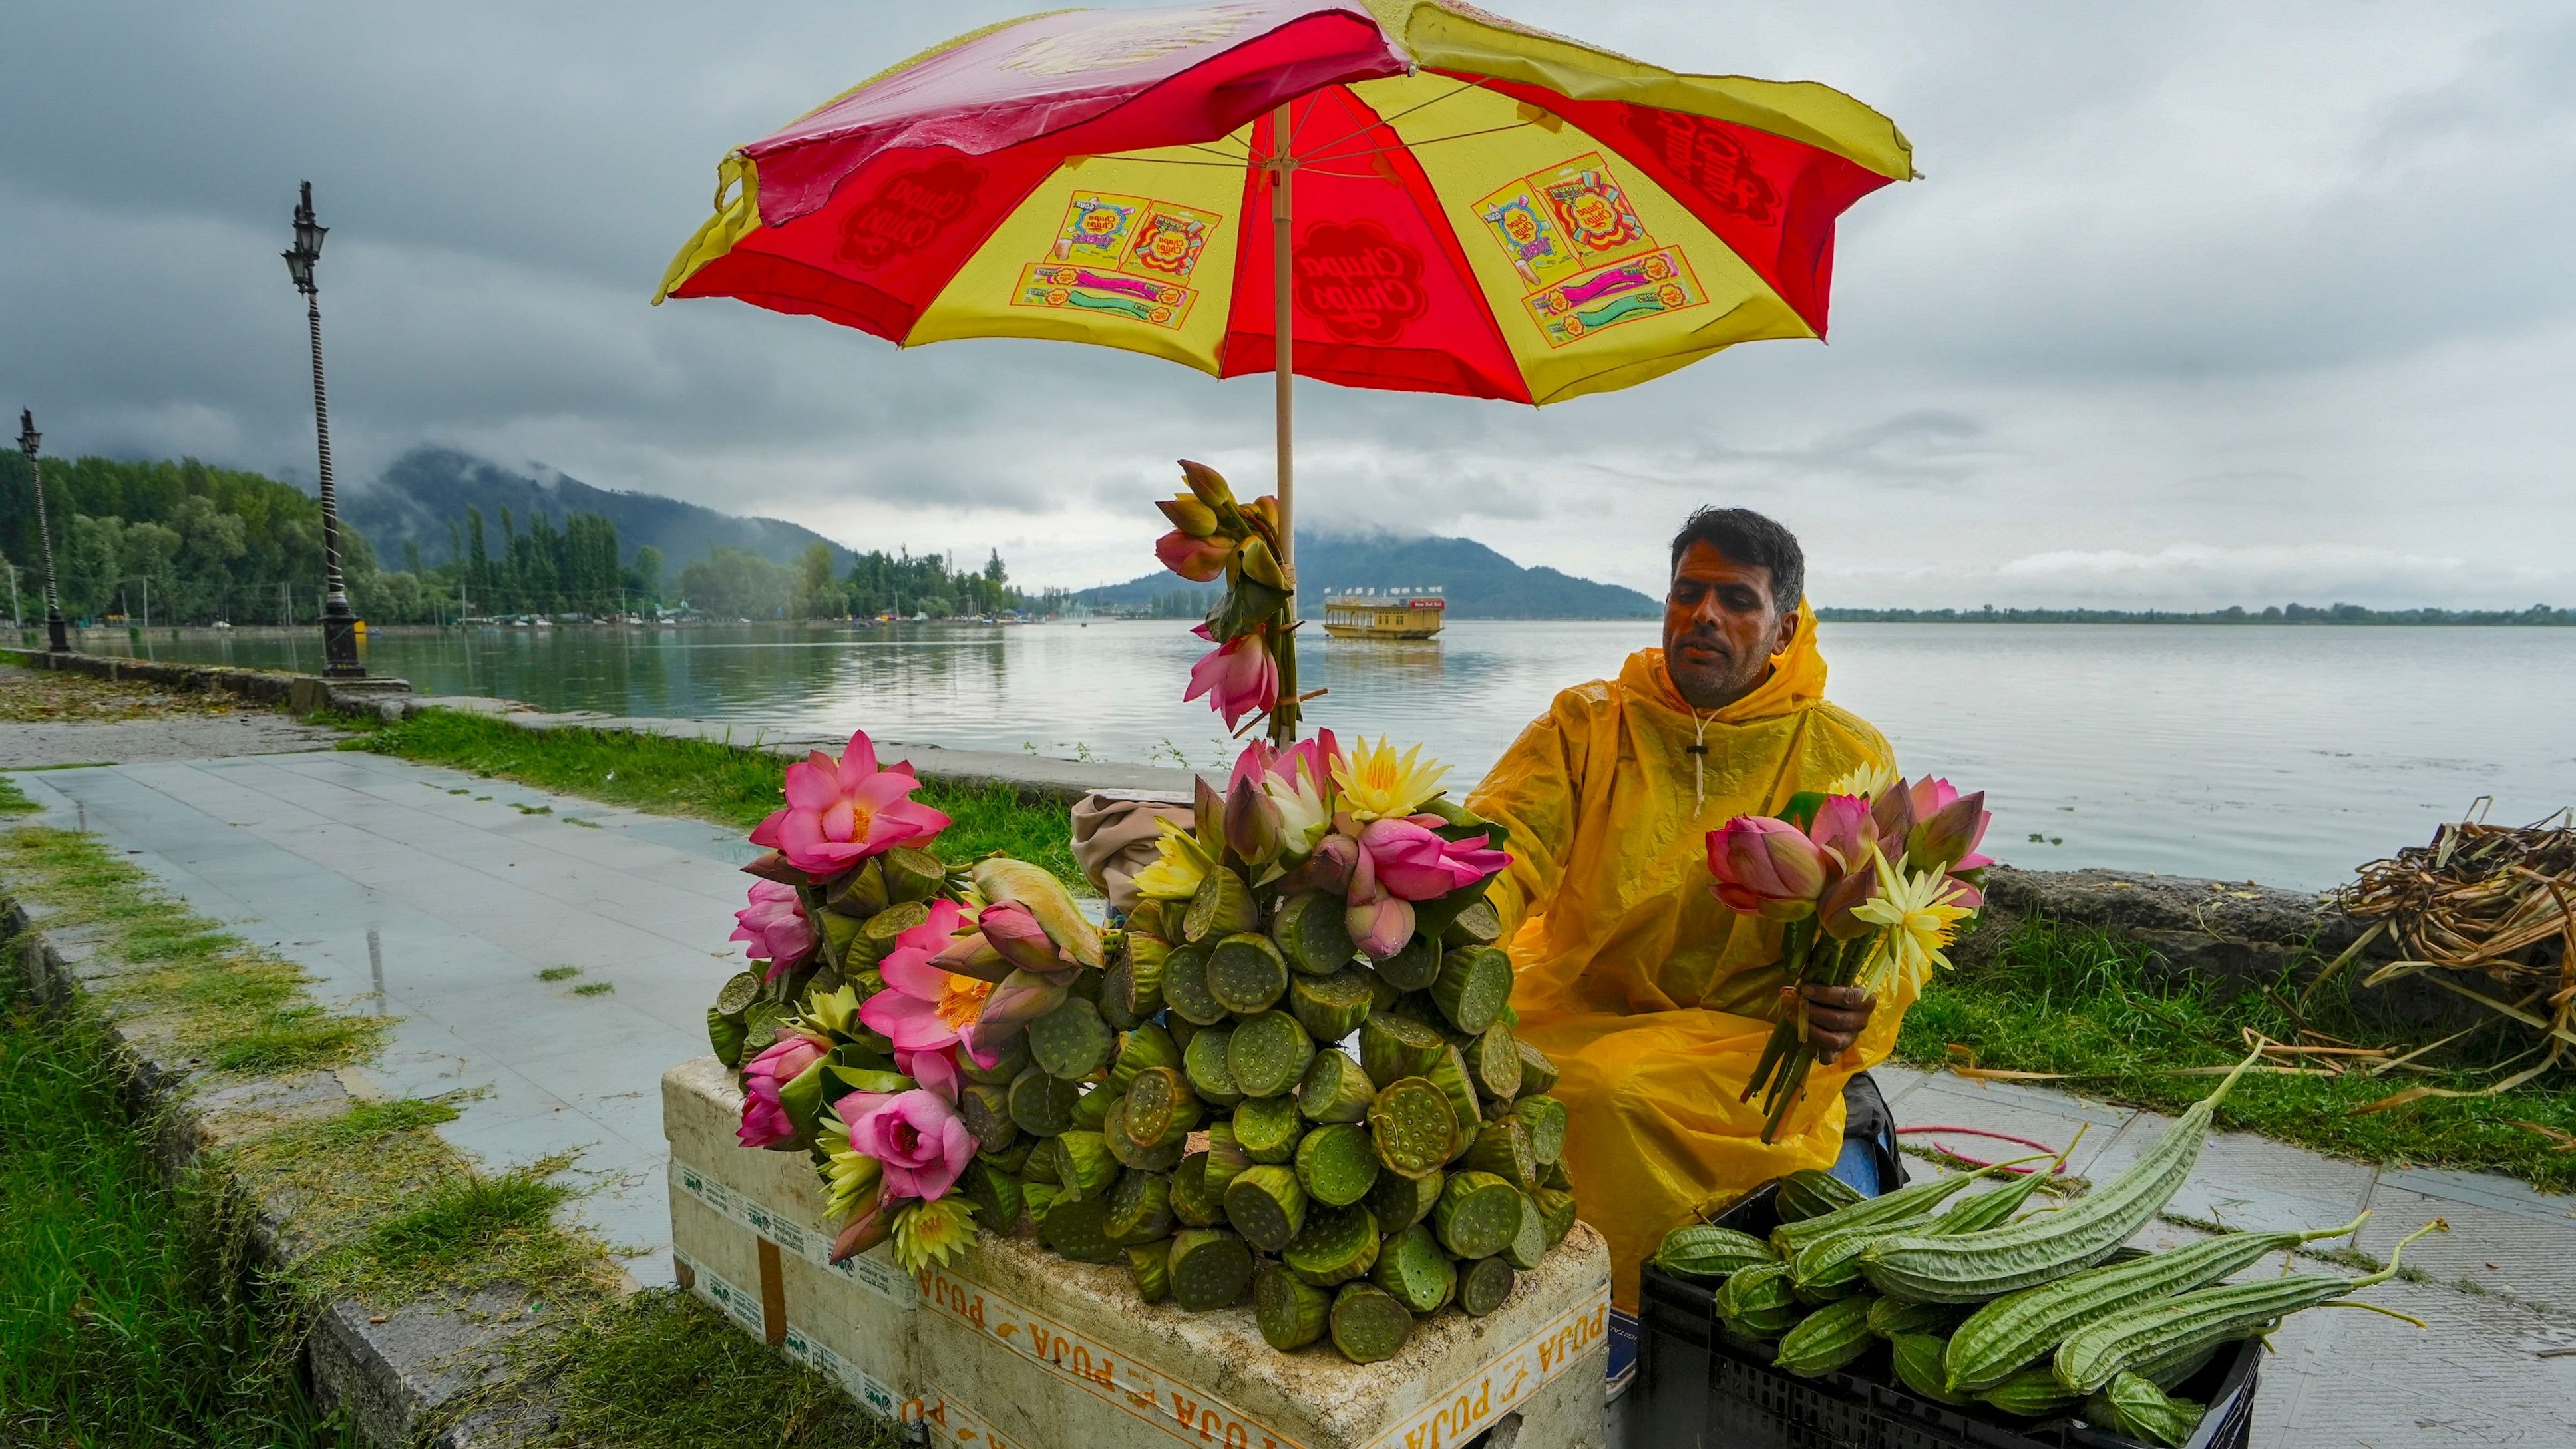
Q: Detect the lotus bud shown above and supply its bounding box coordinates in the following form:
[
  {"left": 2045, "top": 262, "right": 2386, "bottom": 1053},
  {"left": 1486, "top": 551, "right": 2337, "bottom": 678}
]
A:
[
  {"left": 1906, "top": 791, "right": 1989, "bottom": 874},
  {"left": 1348, "top": 890, "right": 1417, "bottom": 961},
  {"left": 971, "top": 857, "right": 1103, "bottom": 968},
  {"left": 1283, "top": 831, "right": 1360, "bottom": 895},
  {"left": 1870, "top": 785, "right": 1917, "bottom": 861},
  {"left": 1817, "top": 867, "right": 1878, "bottom": 942},
  {"left": 1156, "top": 528, "right": 1235, "bottom": 583},
  {"left": 1177, "top": 458, "right": 1237, "bottom": 511},
  {"left": 1226, "top": 773, "right": 1285, "bottom": 866},
  {"left": 931, "top": 929, "right": 1012, "bottom": 983},
  {"left": 1242, "top": 495, "right": 1281, "bottom": 543},
  {"left": 1157, "top": 494, "right": 1220, "bottom": 537},
  {"left": 978, "top": 901, "right": 1065, "bottom": 973},
  {"left": 828, "top": 1182, "right": 893, "bottom": 1263},
  {"left": 1236, "top": 536, "right": 1290, "bottom": 593},
  {"left": 1706, "top": 816, "right": 1828, "bottom": 919},
  {"left": 977, "top": 967, "right": 1070, "bottom": 1033}
]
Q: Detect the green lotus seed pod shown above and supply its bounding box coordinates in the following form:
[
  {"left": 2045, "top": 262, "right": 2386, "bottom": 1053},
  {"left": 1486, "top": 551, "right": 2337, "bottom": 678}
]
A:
[
  {"left": 1021, "top": 1180, "right": 1063, "bottom": 1223},
  {"left": 1184, "top": 867, "right": 1255, "bottom": 943},
  {"left": 1372, "top": 1223, "right": 1458, "bottom": 1314},
  {"left": 1294, "top": 1122, "right": 1382, "bottom": 1208},
  {"left": 1535, "top": 1186, "right": 1578, "bottom": 1249},
  {"left": 715, "top": 970, "right": 762, "bottom": 1018},
  {"left": 1051, "top": 1130, "right": 1119, "bottom": 1200},
  {"left": 1425, "top": 1048, "right": 1484, "bottom": 1162},
  {"left": 980, "top": 1136, "right": 1035, "bottom": 1176},
  {"left": 1272, "top": 891, "right": 1358, "bottom": 976},
  {"left": 1511, "top": 1095, "right": 1568, "bottom": 1168},
  {"left": 1254, "top": 1263, "right": 1332, "bottom": 1351},
  {"left": 1169, "top": 1228, "right": 1254, "bottom": 1311},
  {"left": 1288, "top": 966, "right": 1375, "bottom": 1044},
  {"left": 1227, "top": 1010, "right": 1315, "bottom": 1100},
  {"left": 1430, "top": 945, "right": 1513, "bottom": 1036},
  {"left": 1023, "top": 1139, "right": 1061, "bottom": 1184},
  {"left": 880, "top": 845, "right": 944, "bottom": 904},
  {"left": 1107, "top": 1022, "right": 1180, "bottom": 1094},
  {"left": 1358, "top": 1012, "right": 1447, "bottom": 1088},
  {"left": 1375, "top": 934, "right": 1443, "bottom": 992},
  {"left": 958, "top": 1082, "right": 1019, "bottom": 1155},
  {"left": 1028, "top": 998, "right": 1114, "bottom": 1080},
  {"left": 1513, "top": 1038, "right": 1560, "bottom": 1096},
  {"left": 1466, "top": 1023, "right": 1523, "bottom": 1102},
  {"left": 1462, "top": 1116, "right": 1539, "bottom": 1195},
  {"left": 1208, "top": 932, "right": 1290, "bottom": 1016},
  {"left": 1170, "top": 1151, "right": 1224, "bottom": 1227},
  {"left": 1441, "top": 897, "right": 1502, "bottom": 948},
  {"left": 1069, "top": 1081, "right": 1117, "bottom": 1132},
  {"left": 1368, "top": 1077, "right": 1459, "bottom": 1180},
  {"left": 1105, "top": 1167, "right": 1175, "bottom": 1245},
  {"left": 707, "top": 1006, "right": 749, "bottom": 1069},
  {"left": 1123, "top": 1065, "right": 1200, "bottom": 1145},
  {"left": 1039, "top": 1194, "right": 1119, "bottom": 1263},
  {"left": 957, "top": 1158, "right": 1023, "bottom": 1231},
  {"left": 815, "top": 909, "right": 864, "bottom": 970},
  {"left": 1202, "top": 1121, "right": 1248, "bottom": 1196},
  {"left": 1127, "top": 1239, "right": 1174, "bottom": 1303},
  {"left": 1182, "top": 1026, "right": 1244, "bottom": 1106},
  {"left": 1161, "top": 942, "right": 1224, "bottom": 1026},
  {"left": 1121, "top": 933, "right": 1169, "bottom": 1017},
  {"left": 959, "top": 1031, "right": 1030, "bottom": 1086},
  {"left": 858, "top": 900, "right": 930, "bottom": 968},
  {"left": 1103, "top": 1096, "right": 1183, "bottom": 1172},
  {"left": 1223, "top": 1163, "right": 1308, "bottom": 1253},
  {"left": 1284, "top": 1203, "right": 1381, "bottom": 1287},
  {"left": 1368, "top": 1165, "right": 1445, "bottom": 1233},
  {"left": 825, "top": 858, "right": 888, "bottom": 917},
  {"left": 1233, "top": 1093, "right": 1305, "bottom": 1165},
  {"left": 1296, "top": 1049, "right": 1377, "bottom": 1124},
  {"left": 1541, "top": 1158, "right": 1572, "bottom": 1193},
  {"left": 1458, "top": 1255, "right": 1517, "bottom": 1317},
  {"left": 1501, "top": 1191, "right": 1550, "bottom": 1270},
  {"left": 1434, "top": 1171, "right": 1523, "bottom": 1260},
  {"left": 1331, "top": 1283, "right": 1413, "bottom": 1363}
]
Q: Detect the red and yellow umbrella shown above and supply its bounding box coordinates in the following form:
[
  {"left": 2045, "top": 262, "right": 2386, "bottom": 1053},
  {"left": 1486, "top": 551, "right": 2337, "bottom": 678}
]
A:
[{"left": 657, "top": 0, "right": 1911, "bottom": 530}]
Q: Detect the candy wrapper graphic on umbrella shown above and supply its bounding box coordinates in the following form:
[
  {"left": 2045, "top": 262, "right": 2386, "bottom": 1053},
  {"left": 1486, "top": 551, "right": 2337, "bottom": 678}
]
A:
[{"left": 1710, "top": 771, "right": 1992, "bottom": 1141}]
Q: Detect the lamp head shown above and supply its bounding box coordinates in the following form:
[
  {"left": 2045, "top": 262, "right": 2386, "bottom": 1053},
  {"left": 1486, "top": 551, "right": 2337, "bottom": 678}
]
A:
[
  {"left": 285, "top": 180, "right": 326, "bottom": 294},
  {"left": 17, "top": 408, "right": 35, "bottom": 459}
]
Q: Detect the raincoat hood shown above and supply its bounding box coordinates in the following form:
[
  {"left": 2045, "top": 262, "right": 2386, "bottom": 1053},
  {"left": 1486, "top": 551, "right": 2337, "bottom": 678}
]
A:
[{"left": 1465, "top": 606, "right": 1899, "bottom": 1309}]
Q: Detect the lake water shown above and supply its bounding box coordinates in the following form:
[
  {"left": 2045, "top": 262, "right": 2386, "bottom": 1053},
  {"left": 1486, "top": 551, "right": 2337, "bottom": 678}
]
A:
[{"left": 48, "top": 620, "right": 2576, "bottom": 891}]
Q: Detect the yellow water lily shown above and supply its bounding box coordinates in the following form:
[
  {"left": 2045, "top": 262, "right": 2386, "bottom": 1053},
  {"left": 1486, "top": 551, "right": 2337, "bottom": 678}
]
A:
[
  {"left": 1263, "top": 766, "right": 1334, "bottom": 859},
  {"left": 1131, "top": 816, "right": 1214, "bottom": 901},
  {"left": 1825, "top": 760, "right": 1900, "bottom": 801},
  {"left": 1332, "top": 736, "right": 1449, "bottom": 823},
  {"left": 800, "top": 982, "right": 866, "bottom": 1040},
  {"left": 815, "top": 1124, "right": 884, "bottom": 1220},
  {"left": 890, "top": 1195, "right": 980, "bottom": 1273},
  {"left": 1849, "top": 847, "right": 1975, "bottom": 999}
]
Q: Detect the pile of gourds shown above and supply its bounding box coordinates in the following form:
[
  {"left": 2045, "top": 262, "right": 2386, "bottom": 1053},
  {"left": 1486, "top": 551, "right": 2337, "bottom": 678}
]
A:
[{"left": 1654, "top": 1054, "right": 2438, "bottom": 1448}]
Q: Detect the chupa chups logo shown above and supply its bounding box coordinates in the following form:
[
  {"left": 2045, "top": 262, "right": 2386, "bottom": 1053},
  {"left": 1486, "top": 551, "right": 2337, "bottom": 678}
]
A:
[
  {"left": 1628, "top": 112, "right": 1778, "bottom": 223},
  {"left": 1294, "top": 220, "right": 1429, "bottom": 345},
  {"left": 837, "top": 159, "right": 986, "bottom": 270}
]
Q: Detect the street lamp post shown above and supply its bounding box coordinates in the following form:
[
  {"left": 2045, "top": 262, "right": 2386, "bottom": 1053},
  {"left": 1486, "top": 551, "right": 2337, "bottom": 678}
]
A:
[
  {"left": 18, "top": 409, "right": 72, "bottom": 654},
  {"left": 284, "top": 180, "right": 365, "bottom": 678}
]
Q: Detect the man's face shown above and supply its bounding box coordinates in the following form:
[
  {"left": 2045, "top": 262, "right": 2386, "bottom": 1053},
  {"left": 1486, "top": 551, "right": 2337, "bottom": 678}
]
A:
[{"left": 1664, "top": 540, "right": 1797, "bottom": 710}]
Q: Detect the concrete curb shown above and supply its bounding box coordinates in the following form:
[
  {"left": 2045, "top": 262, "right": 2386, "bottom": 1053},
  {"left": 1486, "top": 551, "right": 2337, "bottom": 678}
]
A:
[{"left": 1, "top": 888, "right": 556, "bottom": 1448}]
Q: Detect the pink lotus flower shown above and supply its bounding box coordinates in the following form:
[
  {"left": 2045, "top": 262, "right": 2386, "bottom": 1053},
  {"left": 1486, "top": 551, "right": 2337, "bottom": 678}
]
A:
[
  {"left": 1358, "top": 817, "right": 1508, "bottom": 902},
  {"left": 1344, "top": 846, "right": 1417, "bottom": 960},
  {"left": 1230, "top": 729, "right": 1340, "bottom": 795},
  {"left": 1708, "top": 815, "right": 1832, "bottom": 920},
  {"left": 840, "top": 1088, "right": 978, "bottom": 1202},
  {"left": 1185, "top": 625, "right": 1278, "bottom": 729},
  {"left": 1903, "top": 779, "right": 1994, "bottom": 873},
  {"left": 860, "top": 910, "right": 996, "bottom": 1056},
  {"left": 1157, "top": 528, "right": 1234, "bottom": 582},
  {"left": 896, "top": 1046, "right": 961, "bottom": 1103},
  {"left": 1806, "top": 794, "right": 1876, "bottom": 876},
  {"left": 729, "top": 879, "right": 815, "bottom": 982},
  {"left": 748, "top": 729, "right": 952, "bottom": 877},
  {"left": 976, "top": 901, "right": 1064, "bottom": 974},
  {"left": 738, "top": 1030, "right": 828, "bottom": 1148}
]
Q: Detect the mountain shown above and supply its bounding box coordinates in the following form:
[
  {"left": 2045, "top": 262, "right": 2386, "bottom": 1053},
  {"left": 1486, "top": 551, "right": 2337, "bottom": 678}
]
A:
[
  {"left": 1072, "top": 532, "right": 1659, "bottom": 619},
  {"left": 347, "top": 447, "right": 854, "bottom": 570}
]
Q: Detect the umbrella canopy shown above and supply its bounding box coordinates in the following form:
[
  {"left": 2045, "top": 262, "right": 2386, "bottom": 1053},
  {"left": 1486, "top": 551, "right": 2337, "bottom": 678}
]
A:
[{"left": 656, "top": 0, "right": 1912, "bottom": 409}]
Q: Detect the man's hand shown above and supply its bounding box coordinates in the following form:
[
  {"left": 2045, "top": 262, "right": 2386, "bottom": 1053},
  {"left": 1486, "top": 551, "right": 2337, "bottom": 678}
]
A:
[{"left": 1801, "top": 984, "right": 1876, "bottom": 1060}]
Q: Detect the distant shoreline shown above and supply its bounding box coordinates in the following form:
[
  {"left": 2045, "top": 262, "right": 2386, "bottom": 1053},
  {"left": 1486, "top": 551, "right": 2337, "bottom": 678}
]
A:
[{"left": 1815, "top": 605, "right": 2574, "bottom": 626}]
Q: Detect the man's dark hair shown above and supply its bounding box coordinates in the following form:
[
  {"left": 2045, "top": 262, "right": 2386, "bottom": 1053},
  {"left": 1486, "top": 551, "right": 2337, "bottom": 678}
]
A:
[{"left": 1670, "top": 507, "right": 1805, "bottom": 610}]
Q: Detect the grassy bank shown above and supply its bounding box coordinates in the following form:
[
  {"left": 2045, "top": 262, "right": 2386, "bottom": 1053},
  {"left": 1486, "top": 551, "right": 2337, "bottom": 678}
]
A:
[
  {"left": 350, "top": 708, "right": 1085, "bottom": 888},
  {"left": 0, "top": 773, "right": 902, "bottom": 1446},
  {"left": 1901, "top": 916, "right": 2576, "bottom": 1193}
]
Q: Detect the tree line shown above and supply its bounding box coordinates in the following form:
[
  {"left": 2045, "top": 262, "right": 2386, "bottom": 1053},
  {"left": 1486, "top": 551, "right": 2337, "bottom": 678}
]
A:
[
  {"left": 1814, "top": 603, "right": 2576, "bottom": 626},
  {"left": 3, "top": 453, "right": 1061, "bottom": 627}
]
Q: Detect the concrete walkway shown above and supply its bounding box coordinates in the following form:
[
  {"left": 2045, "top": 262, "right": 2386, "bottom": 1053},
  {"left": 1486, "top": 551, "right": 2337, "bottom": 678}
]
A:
[{"left": 7, "top": 739, "right": 2573, "bottom": 1446}]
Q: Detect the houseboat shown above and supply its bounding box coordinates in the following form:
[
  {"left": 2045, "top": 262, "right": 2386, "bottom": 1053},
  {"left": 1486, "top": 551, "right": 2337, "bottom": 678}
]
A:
[{"left": 1320, "top": 586, "right": 1445, "bottom": 640}]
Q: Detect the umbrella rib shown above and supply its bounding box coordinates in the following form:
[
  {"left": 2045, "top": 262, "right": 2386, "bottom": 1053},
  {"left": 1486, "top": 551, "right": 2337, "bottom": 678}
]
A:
[
  {"left": 1298, "top": 120, "right": 1535, "bottom": 170},
  {"left": 1282, "top": 77, "right": 1479, "bottom": 164}
]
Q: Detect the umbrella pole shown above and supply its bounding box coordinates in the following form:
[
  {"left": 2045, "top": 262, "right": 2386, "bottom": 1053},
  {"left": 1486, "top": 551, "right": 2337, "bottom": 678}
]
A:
[{"left": 1272, "top": 102, "right": 1295, "bottom": 596}]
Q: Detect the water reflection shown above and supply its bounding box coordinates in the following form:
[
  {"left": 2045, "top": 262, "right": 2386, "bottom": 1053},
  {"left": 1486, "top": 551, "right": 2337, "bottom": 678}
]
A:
[{"left": 45, "top": 619, "right": 2576, "bottom": 889}]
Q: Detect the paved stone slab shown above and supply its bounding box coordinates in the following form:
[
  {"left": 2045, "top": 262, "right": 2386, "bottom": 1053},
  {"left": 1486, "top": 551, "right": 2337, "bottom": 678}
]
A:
[
  {"left": 0, "top": 714, "right": 349, "bottom": 767},
  {"left": 2250, "top": 1273, "right": 2576, "bottom": 1448}
]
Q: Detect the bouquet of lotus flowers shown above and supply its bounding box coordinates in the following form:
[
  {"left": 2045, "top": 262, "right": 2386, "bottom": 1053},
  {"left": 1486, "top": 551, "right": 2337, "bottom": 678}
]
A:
[
  {"left": 1155, "top": 460, "right": 1307, "bottom": 746},
  {"left": 1707, "top": 767, "right": 1993, "bottom": 1143},
  {"left": 709, "top": 727, "right": 1111, "bottom": 1274}
]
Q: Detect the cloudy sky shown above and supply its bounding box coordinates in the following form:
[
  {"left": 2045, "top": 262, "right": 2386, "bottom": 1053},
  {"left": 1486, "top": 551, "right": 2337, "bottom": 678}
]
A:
[{"left": 4, "top": 1, "right": 2571, "bottom": 607}]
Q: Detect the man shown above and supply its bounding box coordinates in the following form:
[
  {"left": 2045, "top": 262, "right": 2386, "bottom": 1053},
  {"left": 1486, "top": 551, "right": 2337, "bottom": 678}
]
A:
[{"left": 1465, "top": 507, "right": 1906, "bottom": 1331}]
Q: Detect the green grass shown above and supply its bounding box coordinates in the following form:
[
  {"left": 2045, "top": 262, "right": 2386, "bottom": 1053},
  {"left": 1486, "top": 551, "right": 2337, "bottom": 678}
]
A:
[
  {"left": 1900, "top": 916, "right": 2576, "bottom": 1193},
  {"left": 355, "top": 708, "right": 1086, "bottom": 888},
  {"left": 538, "top": 966, "right": 581, "bottom": 982},
  {"left": 571, "top": 981, "right": 615, "bottom": 997},
  {"left": 0, "top": 970, "right": 345, "bottom": 1448},
  {"left": 359, "top": 1168, "right": 572, "bottom": 1281},
  {"left": 508, "top": 1288, "right": 904, "bottom": 1449}
]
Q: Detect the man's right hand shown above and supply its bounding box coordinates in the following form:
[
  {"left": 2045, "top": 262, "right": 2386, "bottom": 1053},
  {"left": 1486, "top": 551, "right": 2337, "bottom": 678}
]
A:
[{"left": 1801, "top": 983, "right": 1876, "bottom": 1060}]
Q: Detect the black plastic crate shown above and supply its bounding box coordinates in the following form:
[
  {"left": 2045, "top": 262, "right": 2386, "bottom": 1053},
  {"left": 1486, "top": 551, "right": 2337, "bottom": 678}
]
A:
[{"left": 1631, "top": 1183, "right": 2258, "bottom": 1449}]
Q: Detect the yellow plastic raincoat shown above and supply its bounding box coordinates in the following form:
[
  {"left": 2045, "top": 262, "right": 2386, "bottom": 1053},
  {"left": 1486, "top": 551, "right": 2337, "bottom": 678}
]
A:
[{"left": 1465, "top": 607, "right": 1905, "bottom": 1309}]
